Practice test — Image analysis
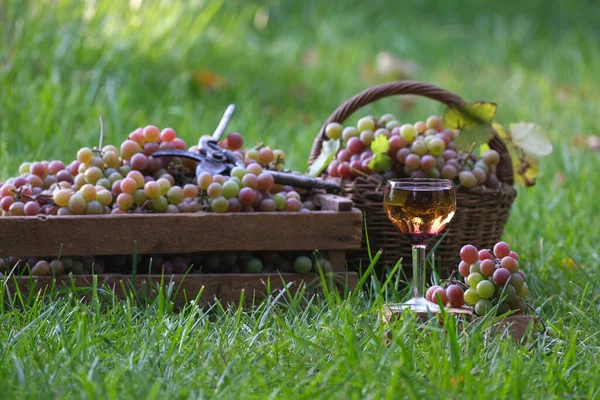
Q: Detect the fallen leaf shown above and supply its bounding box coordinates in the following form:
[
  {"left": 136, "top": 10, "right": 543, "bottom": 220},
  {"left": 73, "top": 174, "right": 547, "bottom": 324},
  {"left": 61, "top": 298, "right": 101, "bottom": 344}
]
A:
[
  {"left": 190, "top": 70, "right": 229, "bottom": 90},
  {"left": 509, "top": 122, "right": 553, "bottom": 156}
]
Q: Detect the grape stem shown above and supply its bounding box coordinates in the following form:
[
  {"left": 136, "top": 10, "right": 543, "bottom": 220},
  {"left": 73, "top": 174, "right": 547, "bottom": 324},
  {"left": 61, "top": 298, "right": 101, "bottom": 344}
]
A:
[{"left": 458, "top": 142, "right": 477, "bottom": 170}]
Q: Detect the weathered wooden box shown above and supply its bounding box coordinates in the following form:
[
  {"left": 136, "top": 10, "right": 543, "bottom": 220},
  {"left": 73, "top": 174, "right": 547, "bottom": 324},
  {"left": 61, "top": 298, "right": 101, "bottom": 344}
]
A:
[{"left": 0, "top": 204, "right": 363, "bottom": 307}]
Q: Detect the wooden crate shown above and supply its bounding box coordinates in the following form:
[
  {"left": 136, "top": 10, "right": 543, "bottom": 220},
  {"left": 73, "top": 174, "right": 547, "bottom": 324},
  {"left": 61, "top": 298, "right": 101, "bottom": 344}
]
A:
[{"left": 0, "top": 200, "right": 363, "bottom": 307}]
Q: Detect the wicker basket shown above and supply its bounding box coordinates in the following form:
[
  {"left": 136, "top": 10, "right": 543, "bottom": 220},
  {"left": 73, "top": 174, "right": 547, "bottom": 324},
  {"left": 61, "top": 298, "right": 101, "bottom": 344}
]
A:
[{"left": 308, "top": 81, "right": 518, "bottom": 276}]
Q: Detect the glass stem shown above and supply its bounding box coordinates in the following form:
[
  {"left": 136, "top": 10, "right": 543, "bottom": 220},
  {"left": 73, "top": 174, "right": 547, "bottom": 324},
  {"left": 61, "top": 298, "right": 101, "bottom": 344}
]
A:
[{"left": 412, "top": 244, "right": 427, "bottom": 298}]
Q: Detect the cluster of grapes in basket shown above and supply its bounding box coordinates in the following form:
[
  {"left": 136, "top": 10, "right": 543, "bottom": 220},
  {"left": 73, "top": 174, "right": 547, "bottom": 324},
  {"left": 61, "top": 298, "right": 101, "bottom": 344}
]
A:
[
  {"left": 323, "top": 113, "right": 501, "bottom": 188},
  {"left": 425, "top": 242, "right": 529, "bottom": 317},
  {"left": 1, "top": 250, "right": 332, "bottom": 277},
  {"left": 0, "top": 127, "right": 314, "bottom": 216}
]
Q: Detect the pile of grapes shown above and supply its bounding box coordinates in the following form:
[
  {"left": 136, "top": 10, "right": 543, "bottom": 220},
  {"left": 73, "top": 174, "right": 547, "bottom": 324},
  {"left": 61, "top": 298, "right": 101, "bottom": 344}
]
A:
[
  {"left": 1, "top": 250, "right": 332, "bottom": 277},
  {"left": 425, "top": 241, "right": 529, "bottom": 317},
  {"left": 322, "top": 114, "right": 501, "bottom": 188},
  {"left": 0, "top": 126, "right": 316, "bottom": 217}
]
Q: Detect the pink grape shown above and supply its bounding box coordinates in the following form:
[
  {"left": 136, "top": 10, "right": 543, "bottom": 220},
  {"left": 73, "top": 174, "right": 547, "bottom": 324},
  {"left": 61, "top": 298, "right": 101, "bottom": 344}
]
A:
[
  {"left": 160, "top": 128, "right": 177, "bottom": 143},
  {"left": 9, "top": 201, "right": 25, "bottom": 216},
  {"left": 494, "top": 242, "right": 511, "bottom": 258},
  {"left": 183, "top": 184, "right": 198, "bottom": 198},
  {"left": 120, "top": 178, "right": 138, "bottom": 195},
  {"left": 225, "top": 132, "right": 244, "bottom": 150},
  {"left": 207, "top": 182, "right": 223, "bottom": 199},
  {"left": 120, "top": 140, "right": 141, "bottom": 160},
  {"left": 258, "top": 148, "right": 274, "bottom": 165},
  {"left": 23, "top": 201, "right": 40, "bottom": 216},
  {"left": 432, "top": 288, "right": 448, "bottom": 305},
  {"left": 500, "top": 256, "right": 519, "bottom": 273},
  {"left": 56, "top": 170, "right": 73, "bottom": 183},
  {"left": 440, "top": 165, "right": 458, "bottom": 180},
  {"left": 238, "top": 187, "right": 255, "bottom": 205},
  {"left": 327, "top": 161, "right": 340, "bottom": 177},
  {"left": 30, "top": 162, "right": 47, "bottom": 178},
  {"left": 460, "top": 245, "right": 479, "bottom": 264},
  {"left": 396, "top": 148, "right": 412, "bottom": 163},
  {"left": 285, "top": 198, "right": 302, "bottom": 212},
  {"left": 247, "top": 163, "right": 263, "bottom": 176},
  {"left": 509, "top": 251, "right": 519, "bottom": 260},
  {"left": 420, "top": 155, "right": 436, "bottom": 171},
  {"left": 336, "top": 149, "right": 351, "bottom": 162},
  {"left": 338, "top": 163, "right": 353, "bottom": 178},
  {"left": 130, "top": 153, "right": 148, "bottom": 171},
  {"left": 350, "top": 160, "right": 363, "bottom": 172},
  {"left": 127, "top": 171, "right": 145, "bottom": 188},
  {"left": 404, "top": 154, "right": 420, "bottom": 169},
  {"left": 347, "top": 137, "right": 365, "bottom": 155},
  {"left": 479, "top": 259, "right": 496, "bottom": 276},
  {"left": 227, "top": 198, "right": 242, "bottom": 212},
  {"left": 458, "top": 261, "right": 470, "bottom": 277},
  {"left": 257, "top": 173, "right": 275, "bottom": 191},
  {"left": 1, "top": 196, "right": 14, "bottom": 212},
  {"left": 28, "top": 175, "right": 43, "bottom": 188},
  {"left": 446, "top": 285, "right": 465, "bottom": 307},
  {"left": 143, "top": 142, "right": 160, "bottom": 157},
  {"left": 242, "top": 173, "right": 258, "bottom": 189},
  {"left": 426, "top": 285, "right": 442, "bottom": 302},
  {"left": 493, "top": 268, "right": 511, "bottom": 286},
  {"left": 117, "top": 193, "right": 134, "bottom": 210},
  {"left": 47, "top": 160, "right": 65, "bottom": 175},
  {"left": 478, "top": 249, "right": 494, "bottom": 261},
  {"left": 172, "top": 138, "right": 187, "bottom": 150},
  {"left": 143, "top": 125, "right": 160, "bottom": 142},
  {"left": 259, "top": 199, "right": 276, "bottom": 212},
  {"left": 13, "top": 177, "right": 27, "bottom": 188}
]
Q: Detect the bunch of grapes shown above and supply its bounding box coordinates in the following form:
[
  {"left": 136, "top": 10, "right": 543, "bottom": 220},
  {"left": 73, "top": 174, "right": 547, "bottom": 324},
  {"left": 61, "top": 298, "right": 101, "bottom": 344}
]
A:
[
  {"left": 424, "top": 242, "right": 529, "bottom": 317},
  {"left": 322, "top": 113, "right": 501, "bottom": 189},
  {"left": 458, "top": 242, "right": 528, "bottom": 316},
  {"left": 0, "top": 127, "right": 312, "bottom": 217},
  {"left": 0, "top": 250, "right": 333, "bottom": 277}
]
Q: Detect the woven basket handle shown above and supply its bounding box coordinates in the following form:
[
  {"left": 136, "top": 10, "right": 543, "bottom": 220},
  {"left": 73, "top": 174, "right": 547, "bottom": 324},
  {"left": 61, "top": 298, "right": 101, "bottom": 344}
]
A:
[{"left": 308, "top": 81, "right": 514, "bottom": 185}]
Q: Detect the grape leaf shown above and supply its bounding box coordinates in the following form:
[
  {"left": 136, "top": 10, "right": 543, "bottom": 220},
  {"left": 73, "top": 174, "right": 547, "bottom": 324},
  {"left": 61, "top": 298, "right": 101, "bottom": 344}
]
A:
[
  {"left": 443, "top": 102, "right": 497, "bottom": 151},
  {"left": 493, "top": 122, "right": 540, "bottom": 187},
  {"left": 509, "top": 122, "right": 553, "bottom": 156},
  {"left": 370, "top": 134, "right": 390, "bottom": 154},
  {"left": 368, "top": 153, "right": 391, "bottom": 172},
  {"left": 307, "top": 139, "right": 341, "bottom": 177}
]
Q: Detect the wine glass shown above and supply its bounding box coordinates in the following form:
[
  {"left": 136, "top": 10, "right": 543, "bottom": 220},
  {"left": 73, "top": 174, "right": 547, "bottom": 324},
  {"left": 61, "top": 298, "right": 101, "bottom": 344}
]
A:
[{"left": 383, "top": 178, "right": 456, "bottom": 313}]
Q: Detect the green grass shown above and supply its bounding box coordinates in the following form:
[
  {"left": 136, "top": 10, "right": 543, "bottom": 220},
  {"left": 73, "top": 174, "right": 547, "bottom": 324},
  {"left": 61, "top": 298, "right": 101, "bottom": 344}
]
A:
[{"left": 1, "top": 0, "right": 600, "bottom": 398}]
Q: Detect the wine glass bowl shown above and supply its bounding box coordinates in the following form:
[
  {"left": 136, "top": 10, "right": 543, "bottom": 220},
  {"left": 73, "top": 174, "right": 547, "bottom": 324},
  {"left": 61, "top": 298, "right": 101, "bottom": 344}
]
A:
[{"left": 383, "top": 178, "right": 457, "bottom": 312}]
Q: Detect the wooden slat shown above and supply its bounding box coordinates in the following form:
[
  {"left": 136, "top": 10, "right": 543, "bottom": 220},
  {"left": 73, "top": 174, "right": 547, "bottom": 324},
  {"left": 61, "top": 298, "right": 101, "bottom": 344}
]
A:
[
  {"left": 310, "top": 193, "right": 354, "bottom": 212},
  {"left": 4, "top": 272, "right": 359, "bottom": 308},
  {"left": 0, "top": 210, "right": 363, "bottom": 257}
]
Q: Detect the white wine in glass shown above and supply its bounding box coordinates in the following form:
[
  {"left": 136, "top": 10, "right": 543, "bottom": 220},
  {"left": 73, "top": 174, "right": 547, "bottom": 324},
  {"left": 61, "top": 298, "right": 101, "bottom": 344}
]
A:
[{"left": 383, "top": 178, "right": 456, "bottom": 312}]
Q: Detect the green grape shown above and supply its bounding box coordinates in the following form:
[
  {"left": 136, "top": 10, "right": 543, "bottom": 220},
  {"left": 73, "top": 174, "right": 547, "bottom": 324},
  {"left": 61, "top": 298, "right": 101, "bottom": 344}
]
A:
[
  {"left": 243, "top": 257, "right": 263, "bottom": 273},
  {"left": 156, "top": 178, "right": 171, "bottom": 195},
  {"left": 496, "top": 302, "right": 510, "bottom": 315},
  {"left": 207, "top": 182, "right": 224, "bottom": 199},
  {"left": 85, "top": 200, "right": 104, "bottom": 215},
  {"left": 483, "top": 150, "right": 500, "bottom": 166},
  {"left": 400, "top": 124, "right": 417, "bottom": 143},
  {"left": 342, "top": 127, "right": 359, "bottom": 141},
  {"left": 360, "top": 130, "right": 374, "bottom": 146},
  {"left": 152, "top": 196, "right": 168, "bottom": 212},
  {"left": 222, "top": 181, "right": 240, "bottom": 199},
  {"left": 85, "top": 167, "right": 103, "bottom": 185},
  {"left": 428, "top": 138, "right": 446, "bottom": 156},
  {"left": 379, "top": 113, "right": 396, "bottom": 124},
  {"left": 517, "top": 282, "right": 529, "bottom": 298},
  {"left": 230, "top": 166, "right": 246, "bottom": 180},
  {"left": 293, "top": 256, "right": 312, "bottom": 274},
  {"left": 496, "top": 284, "right": 518, "bottom": 303},
  {"left": 96, "top": 178, "right": 111, "bottom": 190},
  {"left": 357, "top": 117, "right": 375, "bottom": 132},
  {"left": 19, "top": 162, "right": 31, "bottom": 174},
  {"left": 133, "top": 189, "right": 146, "bottom": 206},
  {"left": 211, "top": 197, "right": 228, "bottom": 213},
  {"left": 272, "top": 193, "right": 286, "bottom": 210},
  {"left": 108, "top": 172, "right": 123, "bottom": 185},
  {"left": 474, "top": 298, "right": 494, "bottom": 316},
  {"left": 167, "top": 186, "right": 185, "bottom": 204},
  {"left": 469, "top": 261, "right": 481, "bottom": 274},
  {"left": 411, "top": 140, "right": 428, "bottom": 156},
  {"left": 325, "top": 123, "right": 343, "bottom": 140},
  {"left": 425, "top": 168, "right": 440, "bottom": 178},
  {"left": 459, "top": 171, "right": 477, "bottom": 188},
  {"left": 508, "top": 273, "right": 524, "bottom": 290},
  {"left": 144, "top": 181, "right": 160, "bottom": 199},
  {"left": 476, "top": 280, "right": 495, "bottom": 299},
  {"left": 467, "top": 272, "right": 484, "bottom": 288},
  {"left": 68, "top": 193, "right": 86, "bottom": 214},
  {"left": 386, "top": 120, "right": 401, "bottom": 130},
  {"left": 79, "top": 184, "right": 97, "bottom": 202},
  {"left": 464, "top": 288, "right": 480, "bottom": 306}
]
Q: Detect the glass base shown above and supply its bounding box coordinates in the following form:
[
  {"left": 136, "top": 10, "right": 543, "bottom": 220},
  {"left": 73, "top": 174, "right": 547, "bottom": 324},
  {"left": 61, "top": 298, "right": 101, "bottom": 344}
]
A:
[{"left": 388, "top": 297, "right": 441, "bottom": 314}]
